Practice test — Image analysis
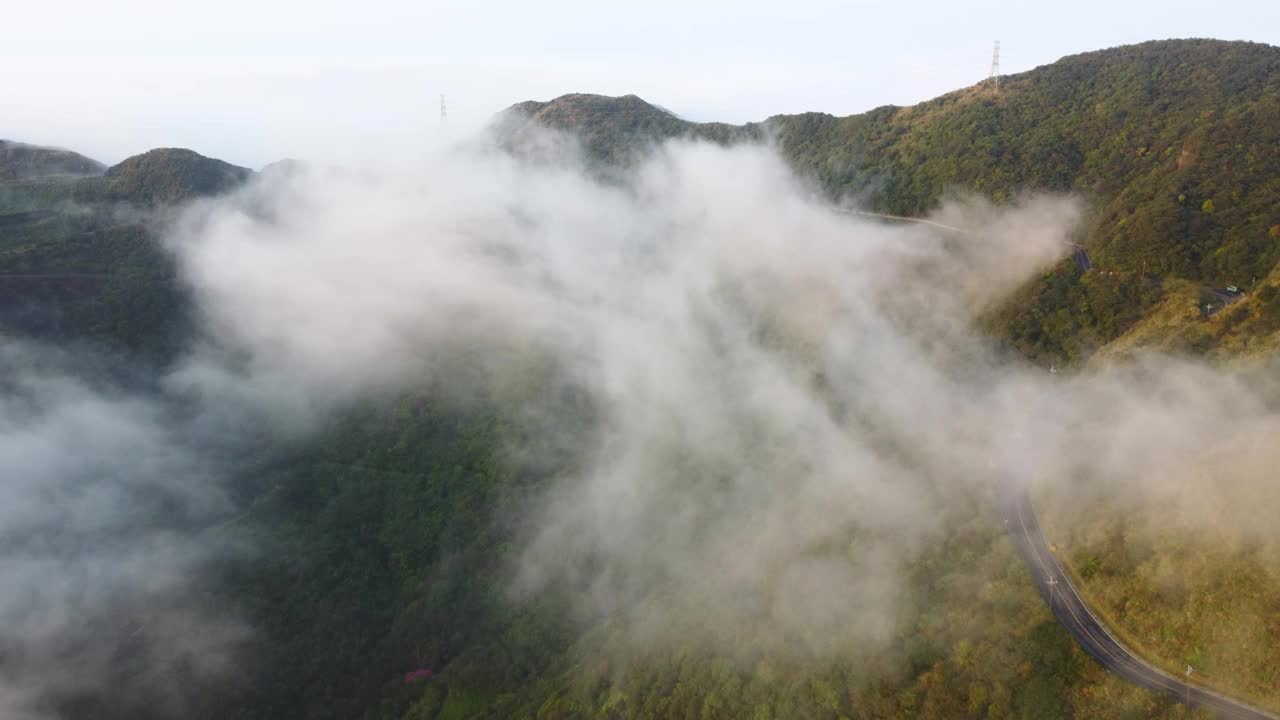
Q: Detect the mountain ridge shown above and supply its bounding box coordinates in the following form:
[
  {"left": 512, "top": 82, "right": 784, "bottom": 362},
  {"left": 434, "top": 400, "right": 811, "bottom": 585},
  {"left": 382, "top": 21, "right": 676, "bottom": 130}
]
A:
[
  {"left": 498, "top": 38, "right": 1280, "bottom": 364},
  {"left": 0, "top": 139, "right": 106, "bottom": 182}
]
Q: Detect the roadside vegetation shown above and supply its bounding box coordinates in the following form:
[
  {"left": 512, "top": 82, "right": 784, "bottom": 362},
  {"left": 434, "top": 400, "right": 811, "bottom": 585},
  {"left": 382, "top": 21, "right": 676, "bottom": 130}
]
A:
[{"left": 1037, "top": 481, "right": 1280, "bottom": 715}]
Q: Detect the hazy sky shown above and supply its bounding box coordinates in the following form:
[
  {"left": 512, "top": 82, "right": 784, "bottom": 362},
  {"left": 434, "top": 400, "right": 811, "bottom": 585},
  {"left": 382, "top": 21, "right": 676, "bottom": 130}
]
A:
[{"left": 6, "top": 0, "right": 1278, "bottom": 168}]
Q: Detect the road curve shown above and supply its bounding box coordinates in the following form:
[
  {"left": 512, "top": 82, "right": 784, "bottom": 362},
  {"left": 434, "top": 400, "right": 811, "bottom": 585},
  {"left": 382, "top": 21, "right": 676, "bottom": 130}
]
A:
[
  {"left": 1003, "top": 483, "right": 1277, "bottom": 719},
  {"left": 845, "top": 204, "right": 1267, "bottom": 715}
]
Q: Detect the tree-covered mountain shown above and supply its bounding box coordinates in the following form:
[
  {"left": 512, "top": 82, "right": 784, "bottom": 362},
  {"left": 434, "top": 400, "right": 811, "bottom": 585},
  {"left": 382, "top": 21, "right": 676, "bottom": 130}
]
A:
[
  {"left": 492, "top": 93, "right": 749, "bottom": 167},
  {"left": 100, "top": 148, "right": 253, "bottom": 205},
  {"left": 498, "top": 39, "right": 1280, "bottom": 365},
  {"left": 0, "top": 139, "right": 105, "bottom": 182},
  {"left": 0, "top": 147, "right": 251, "bottom": 361}
]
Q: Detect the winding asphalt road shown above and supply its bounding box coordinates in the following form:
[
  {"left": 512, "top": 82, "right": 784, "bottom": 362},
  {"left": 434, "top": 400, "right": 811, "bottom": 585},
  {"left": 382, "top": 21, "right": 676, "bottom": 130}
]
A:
[{"left": 1003, "top": 483, "right": 1278, "bottom": 719}]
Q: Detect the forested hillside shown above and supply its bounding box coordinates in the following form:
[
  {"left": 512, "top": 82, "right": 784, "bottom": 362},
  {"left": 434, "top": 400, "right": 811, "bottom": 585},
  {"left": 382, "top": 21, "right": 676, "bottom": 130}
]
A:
[
  {"left": 499, "top": 39, "right": 1280, "bottom": 365},
  {"left": 3, "top": 37, "right": 1276, "bottom": 720},
  {"left": 0, "top": 148, "right": 251, "bottom": 362},
  {"left": 0, "top": 139, "right": 105, "bottom": 182}
]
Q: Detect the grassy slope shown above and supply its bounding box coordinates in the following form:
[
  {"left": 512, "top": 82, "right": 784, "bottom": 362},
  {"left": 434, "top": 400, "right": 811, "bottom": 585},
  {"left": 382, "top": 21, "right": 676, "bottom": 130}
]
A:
[
  {"left": 1037, "top": 479, "right": 1280, "bottom": 714},
  {"left": 1093, "top": 265, "right": 1280, "bottom": 362},
  {"left": 1048, "top": 275, "right": 1280, "bottom": 714}
]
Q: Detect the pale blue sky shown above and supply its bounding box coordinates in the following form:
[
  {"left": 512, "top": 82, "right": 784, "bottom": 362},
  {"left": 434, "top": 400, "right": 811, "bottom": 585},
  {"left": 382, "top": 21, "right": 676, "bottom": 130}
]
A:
[{"left": 6, "top": 0, "right": 1278, "bottom": 168}]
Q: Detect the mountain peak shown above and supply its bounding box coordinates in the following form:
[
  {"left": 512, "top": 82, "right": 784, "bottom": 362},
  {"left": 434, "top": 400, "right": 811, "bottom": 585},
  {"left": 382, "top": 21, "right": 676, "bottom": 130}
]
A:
[
  {"left": 492, "top": 93, "right": 747, "bottom": 164},
  {"left": 0, "top": 139, "right": 105, "bottom": 182},
  {"left": 104, "top": 148, "right": 252, "bottom": 204},
  {"left": 497, "top": 93, "right": 678, "bottom": 133}
]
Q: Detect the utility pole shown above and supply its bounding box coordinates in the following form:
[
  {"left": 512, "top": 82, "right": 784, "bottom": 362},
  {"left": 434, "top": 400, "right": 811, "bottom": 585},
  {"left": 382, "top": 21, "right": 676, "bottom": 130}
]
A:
[{"left": 989, "top": 41, "right": 1001, "bottom": 93}]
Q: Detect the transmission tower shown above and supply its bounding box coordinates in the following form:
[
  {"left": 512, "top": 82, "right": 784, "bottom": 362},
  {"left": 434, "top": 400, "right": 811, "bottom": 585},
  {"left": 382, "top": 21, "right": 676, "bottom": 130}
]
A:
[
  {"left": 440, "top": 94, "right": 447, "bottom": 124},
  {"left": 989, "top": 41, "right": 1001, "bottom": 93}
]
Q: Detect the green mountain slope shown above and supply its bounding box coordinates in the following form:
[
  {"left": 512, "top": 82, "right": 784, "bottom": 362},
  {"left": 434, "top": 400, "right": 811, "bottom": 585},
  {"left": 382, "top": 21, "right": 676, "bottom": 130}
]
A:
[
  {"left": 492, "top": 93, "right": 752, "bottom": 165},
  {"left": 199, "top": 399, "right": 1195, "bottom": 720},
  {"left": 499, "top": 39, "right": 1280, "bottom": 364},
  {"left": 489, "top": 48, "right": 1280, "bottom": 716},
  {"left": 101, "top": 148, "right": 252, "bottom": 205},
  {"left": 0, "top": 147, "right": 253, "bottom": 361},
  {"left": 0, "top": 139, "right": 105, "bottom": 181}
]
